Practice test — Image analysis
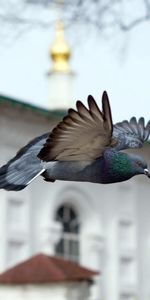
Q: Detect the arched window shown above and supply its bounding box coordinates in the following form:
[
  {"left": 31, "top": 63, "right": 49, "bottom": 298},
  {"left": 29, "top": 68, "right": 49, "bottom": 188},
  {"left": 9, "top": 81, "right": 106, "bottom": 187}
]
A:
[{"left": 55, "top": 204, "right": 80, "bottom": 262}]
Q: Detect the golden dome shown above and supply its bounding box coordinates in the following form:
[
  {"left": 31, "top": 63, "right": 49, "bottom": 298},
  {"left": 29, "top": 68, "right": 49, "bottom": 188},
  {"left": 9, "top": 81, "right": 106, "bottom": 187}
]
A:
[{"left": 50, "top": 21, "right": 71, "bottom": 72}]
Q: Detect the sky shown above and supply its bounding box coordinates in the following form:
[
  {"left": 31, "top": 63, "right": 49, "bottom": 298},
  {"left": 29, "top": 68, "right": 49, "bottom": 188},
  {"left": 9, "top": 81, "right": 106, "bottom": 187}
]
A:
[{"left": 0, "top": 3, "right": 150, "bottom": 123}]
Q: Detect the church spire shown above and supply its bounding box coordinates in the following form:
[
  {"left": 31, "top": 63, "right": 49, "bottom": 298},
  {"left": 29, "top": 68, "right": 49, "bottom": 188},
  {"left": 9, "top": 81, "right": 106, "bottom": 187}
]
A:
[
  {"left": 50, "top": 20, "right": 71, "bottom": 73},
  {"left": 48, "top": 15, "right": 75, "bottom": 110}
]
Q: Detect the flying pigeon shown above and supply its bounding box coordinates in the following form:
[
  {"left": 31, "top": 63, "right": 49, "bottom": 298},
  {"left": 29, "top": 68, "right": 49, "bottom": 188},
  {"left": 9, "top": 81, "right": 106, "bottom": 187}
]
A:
[{"left": 0, "top": 91, "right": 150, "bottom": 191}]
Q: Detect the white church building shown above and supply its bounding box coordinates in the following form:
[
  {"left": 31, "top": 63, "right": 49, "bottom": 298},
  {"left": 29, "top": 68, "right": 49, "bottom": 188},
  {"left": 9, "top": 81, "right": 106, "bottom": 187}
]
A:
[{"left": 0, "top": 20, "right": 150, "bottom": 300}]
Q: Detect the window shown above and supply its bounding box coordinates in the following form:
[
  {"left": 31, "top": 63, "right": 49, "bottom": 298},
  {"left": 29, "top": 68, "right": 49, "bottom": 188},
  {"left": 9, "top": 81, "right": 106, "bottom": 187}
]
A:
[
  {"left": 7, "top": 197, "right": 28, "bottom": 231},
  {"left": 7, "top": 240, "right": 25, "bottom": 267},
  {"left": 118, "top": 218, "right": 136, "bottom": 251},
  {"left": 7, "top": 198, "right": 24, "bottom": 226},
  {"left": 55, "top": 204, "right": 80, "bottom": 262}
]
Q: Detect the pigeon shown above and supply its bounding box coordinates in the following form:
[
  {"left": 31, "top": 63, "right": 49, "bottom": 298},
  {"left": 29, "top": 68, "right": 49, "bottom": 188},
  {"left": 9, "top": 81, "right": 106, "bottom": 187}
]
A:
[{"left": 0, "top": 91, "right": 150, "bottom": 191}]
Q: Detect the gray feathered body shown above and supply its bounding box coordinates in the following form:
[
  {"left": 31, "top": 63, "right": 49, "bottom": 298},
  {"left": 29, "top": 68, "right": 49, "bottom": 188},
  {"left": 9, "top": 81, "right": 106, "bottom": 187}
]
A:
[
  {"left": 43, "top": 149, "right": 146, "bottom": 184},
  {"left": 43, "top": 159, "right": 104, "bottom": 183}
]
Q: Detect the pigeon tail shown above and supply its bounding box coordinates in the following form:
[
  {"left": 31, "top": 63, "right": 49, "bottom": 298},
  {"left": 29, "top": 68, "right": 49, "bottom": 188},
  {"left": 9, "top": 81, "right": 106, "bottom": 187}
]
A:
[
  {"left": 0, "top": 160, "right": 45, "bottom": 191},
  {"left": 0, "top": 133, "right": 48, "bottom": 191}
]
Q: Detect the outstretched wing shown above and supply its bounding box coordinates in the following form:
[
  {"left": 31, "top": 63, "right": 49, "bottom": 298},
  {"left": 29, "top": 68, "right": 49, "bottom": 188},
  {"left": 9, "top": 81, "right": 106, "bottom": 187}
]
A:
[
  {"left": 38, "top": 91, "right": 116, "bottom": 162},
  {"left": 113, "top": 117, "right": 150, "bottom": 151}
]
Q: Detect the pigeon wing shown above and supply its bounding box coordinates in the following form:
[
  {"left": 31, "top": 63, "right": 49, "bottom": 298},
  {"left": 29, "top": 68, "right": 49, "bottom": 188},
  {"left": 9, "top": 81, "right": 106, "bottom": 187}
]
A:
[
  {"left": 113, "top": 117, "right": 150, "bottom": 151},
  {"left": 38, "top": 91, "right": 116, "bottom": 161}
]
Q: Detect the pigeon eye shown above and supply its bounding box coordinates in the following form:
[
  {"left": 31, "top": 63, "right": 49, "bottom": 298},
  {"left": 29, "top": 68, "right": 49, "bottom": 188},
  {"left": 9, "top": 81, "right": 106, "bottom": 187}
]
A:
[{"left": 136, "top": 161, "right": 142, "bottom": 167}]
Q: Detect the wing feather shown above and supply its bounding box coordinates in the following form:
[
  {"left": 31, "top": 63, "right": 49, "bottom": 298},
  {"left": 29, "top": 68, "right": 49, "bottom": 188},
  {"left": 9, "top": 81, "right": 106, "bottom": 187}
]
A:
[
  {"left": 137, "top": 117, "right": 145, "bottom": 138},
  {"left": 113, "top": 117, "right": 150, "bottom": 151},
  {"left": 102, "top": 91, "right": 113, "bottom": 131},
  {"left": 144, "top": 120, "right": 150, "bottom": 140},
  {"left": 38, "top": 91, "right": 115, "bottom": 161}
]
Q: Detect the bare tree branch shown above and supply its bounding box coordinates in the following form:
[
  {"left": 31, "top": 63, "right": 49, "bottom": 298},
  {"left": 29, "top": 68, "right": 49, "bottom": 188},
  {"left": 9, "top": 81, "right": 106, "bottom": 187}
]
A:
[
  {"left": 117, "top": 15, "right": 150, "bottom": 31},
  {"left": 0, "top": 0, "right": 150, "bottom": 41},
  {"left": 0, "top": 12, "right": 53, "bottom": 28}
]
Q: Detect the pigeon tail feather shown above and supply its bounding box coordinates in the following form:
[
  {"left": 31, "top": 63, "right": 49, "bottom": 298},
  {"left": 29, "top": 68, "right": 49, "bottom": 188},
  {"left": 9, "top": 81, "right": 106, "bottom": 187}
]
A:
[
  {"left": 0, "top": 161, "right": 45, "bottom": 191},
  {"left": 0, "top": 133, "right": 48, "bottom": 191}
]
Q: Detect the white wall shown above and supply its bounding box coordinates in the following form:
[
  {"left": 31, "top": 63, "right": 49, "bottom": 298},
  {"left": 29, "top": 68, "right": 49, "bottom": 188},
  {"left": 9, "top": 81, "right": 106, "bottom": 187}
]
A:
[{"left": 0, "top": 282, "right": 90, "bottom": 300}]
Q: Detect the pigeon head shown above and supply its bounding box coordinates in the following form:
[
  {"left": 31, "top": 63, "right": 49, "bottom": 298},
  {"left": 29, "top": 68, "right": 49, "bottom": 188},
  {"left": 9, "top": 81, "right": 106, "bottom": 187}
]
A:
[
  {"left": 128, "top": 153, "right": 150, "bottom": 178},
  {"left": 102, "top": 150, "right": 150, "bottom": 183}
]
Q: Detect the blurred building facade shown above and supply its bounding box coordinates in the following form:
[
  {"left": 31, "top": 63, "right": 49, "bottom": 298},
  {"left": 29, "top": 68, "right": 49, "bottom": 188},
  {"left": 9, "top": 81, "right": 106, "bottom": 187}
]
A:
[{"left": 0, "top": 21, "right": 150, "bottom": 300}]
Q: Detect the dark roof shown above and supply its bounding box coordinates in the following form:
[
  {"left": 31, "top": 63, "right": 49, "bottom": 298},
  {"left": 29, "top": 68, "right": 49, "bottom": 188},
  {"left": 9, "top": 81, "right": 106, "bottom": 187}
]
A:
[
  {"left": 0, "top": 254, "right": 99, "bottom": 284},
  {"left": 0, "top": 94, "right": 66, "bottom": 120}
]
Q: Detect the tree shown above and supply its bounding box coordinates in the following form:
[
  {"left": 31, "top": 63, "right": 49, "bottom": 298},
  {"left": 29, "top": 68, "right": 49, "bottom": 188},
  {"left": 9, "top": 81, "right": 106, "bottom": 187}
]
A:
[{"left": 0, "top": 0, "right": 150, "bottom": 39}]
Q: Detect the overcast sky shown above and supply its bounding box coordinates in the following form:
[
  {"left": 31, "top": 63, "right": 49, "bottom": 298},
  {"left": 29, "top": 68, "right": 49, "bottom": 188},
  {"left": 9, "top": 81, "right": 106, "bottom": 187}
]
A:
[{"left": 0, "top": 7, "right": 150, "bottom": 123}]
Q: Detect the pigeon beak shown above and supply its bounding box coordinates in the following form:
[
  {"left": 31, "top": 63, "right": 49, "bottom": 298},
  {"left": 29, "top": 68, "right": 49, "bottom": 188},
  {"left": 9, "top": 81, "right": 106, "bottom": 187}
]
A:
[{"left": 144, "top": 169, "right": 150, "bottom": 178}]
